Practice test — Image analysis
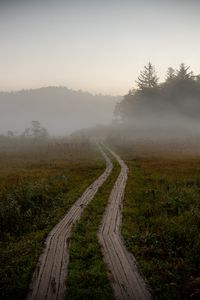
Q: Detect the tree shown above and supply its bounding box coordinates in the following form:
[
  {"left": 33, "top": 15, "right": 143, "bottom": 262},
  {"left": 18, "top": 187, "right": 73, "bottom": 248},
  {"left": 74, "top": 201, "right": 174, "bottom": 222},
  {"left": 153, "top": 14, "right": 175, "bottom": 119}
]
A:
[
  {"left": 114, "top": 90, "right": 136, "bottom": 120},
  {"left": 22, "top": 121, "right": 48, "bottom": 139},
  {"left": 176, "top": 63, "right": 193, "bottom": 80},
  {"left": 7, "top": 130, "right": 15, "bottom": 138},
  {"left": 136, "top": 62, "right": 159, "bottom": 90},
  {"left": 166, "top": 67, "right": 176, "bottom": 81},
  {"left": 22, "top": 128, "right": 30, "bottom": 138},
  {"left": 31, "top": 120, "right": 41, "bottom": 138},
  {"left": 31, "top": 121, "right": 48, "bottom": 139}
]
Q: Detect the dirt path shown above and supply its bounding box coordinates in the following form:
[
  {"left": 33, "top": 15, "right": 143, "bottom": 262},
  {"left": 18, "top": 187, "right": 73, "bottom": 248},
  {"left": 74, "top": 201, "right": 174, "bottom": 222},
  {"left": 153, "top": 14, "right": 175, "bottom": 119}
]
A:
[
  {"left": 26, "top": 147, "right": 113, "bottom": 300},
  {"left": 98, "top": 146, "right": 152, "bottom": 300}
]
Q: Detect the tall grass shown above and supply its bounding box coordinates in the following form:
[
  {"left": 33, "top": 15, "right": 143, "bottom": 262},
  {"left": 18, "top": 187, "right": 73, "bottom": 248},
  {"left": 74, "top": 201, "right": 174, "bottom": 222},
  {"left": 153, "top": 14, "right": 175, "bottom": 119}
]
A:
[
  {"left": 121, "top": 155, "right": 200, "bottom": 300},
  {"left": 0, "top": 137, "right": 104, "bottom": 300}
]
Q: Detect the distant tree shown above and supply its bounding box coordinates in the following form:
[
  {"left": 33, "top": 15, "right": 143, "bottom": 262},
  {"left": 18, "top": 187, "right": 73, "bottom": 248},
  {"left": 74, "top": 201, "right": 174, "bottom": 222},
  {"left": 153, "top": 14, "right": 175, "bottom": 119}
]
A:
[
  {"left": 22, "top": 121, "right": 48, "bottom": 139},
  {"left": 31, "top": 121, "right": 48, "bottom": 139},
  {"left": 166, "top": 67, "right": 176, "bottom": 81},
  {"left": 22, "top": 128, "right": 30, "bottom": 138},
  {"left": 114, "top": 90, "right": 136, "bottom": 120},
  {"left": 191, "top": 74, "right": 200, "bottom": 81},
  {"left": 7, "top": 130, "right": 15, "bottom": 138},
  {"left": 114, "top": 61, "right": 200, "bottom": 123},
  {"left": 39, "top": 127, "right": 48, "bottom": 139},
  {"left": 136, "top": 62, "right": 159, "bottom": 90},
  {"left": 126, "top": 89, "right": 135, "bottom": 96},
  {"left": 31, "top": 121, "right": 41, "bottom": 137},
  {"left": 176, "top": 63, "right": 193, "bottom": 80}
]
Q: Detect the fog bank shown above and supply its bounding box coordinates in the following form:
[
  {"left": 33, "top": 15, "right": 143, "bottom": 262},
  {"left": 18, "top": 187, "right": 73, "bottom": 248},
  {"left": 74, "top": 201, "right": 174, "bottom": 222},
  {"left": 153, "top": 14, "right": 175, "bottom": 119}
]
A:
[{"left": 0, "top": 87, "right": 121, "bottom": 135}]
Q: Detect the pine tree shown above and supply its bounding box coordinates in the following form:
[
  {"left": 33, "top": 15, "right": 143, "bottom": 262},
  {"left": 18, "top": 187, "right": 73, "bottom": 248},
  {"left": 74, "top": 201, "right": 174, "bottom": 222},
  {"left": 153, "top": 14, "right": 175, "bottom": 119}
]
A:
[
  {"left": 176, "top": 63, "right": 193, "bottom": 80},
  {"left": 136, "top": 62, "right": 158, "bottom": 90},
  {"left": 166, "top": 67, "right": 176, "bottom": 81}
]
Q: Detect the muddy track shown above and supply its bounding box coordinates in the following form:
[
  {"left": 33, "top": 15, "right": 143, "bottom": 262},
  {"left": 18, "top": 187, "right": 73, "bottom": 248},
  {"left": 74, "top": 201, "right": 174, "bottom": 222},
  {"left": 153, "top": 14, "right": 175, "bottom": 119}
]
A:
[
  {"left": 26, "top": 147, "right": 113, "bottom": 300},
  {"left": 98, "top": 146, "right": 152, "bottom": 300}
]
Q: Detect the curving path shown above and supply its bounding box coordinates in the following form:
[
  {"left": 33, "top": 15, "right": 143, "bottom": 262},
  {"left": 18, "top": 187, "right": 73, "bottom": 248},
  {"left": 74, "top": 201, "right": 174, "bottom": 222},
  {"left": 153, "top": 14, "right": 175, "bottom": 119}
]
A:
[
  {"left": 26, "top": 146, "right": 113, "bottom": 300},
  {"left": 98, "top": 146, "right": 152, "bottom": 300}
]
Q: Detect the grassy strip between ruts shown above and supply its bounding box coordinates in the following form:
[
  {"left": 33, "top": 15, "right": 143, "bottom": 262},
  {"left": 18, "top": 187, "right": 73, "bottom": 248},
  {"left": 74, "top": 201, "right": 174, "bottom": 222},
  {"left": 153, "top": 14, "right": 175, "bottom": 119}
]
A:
[
  {"left": 66, "top": 153, "right": 120, "bottom": 300},
  {"left": 0, "top": 142, "right": 105, "bottom": 300},
  {"left": 121, "top": 158, "right": 200, "bottom": 300}
]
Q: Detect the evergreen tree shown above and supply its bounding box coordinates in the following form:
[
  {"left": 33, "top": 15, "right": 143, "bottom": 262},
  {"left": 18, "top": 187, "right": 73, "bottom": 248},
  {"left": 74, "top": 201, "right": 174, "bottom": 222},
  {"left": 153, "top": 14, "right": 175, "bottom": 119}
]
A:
[
  {"left": 136, "top": 62, "right": 158, "bottom": 90},
  {"left": 166, "top": 67, "right": 176, "bottom": 81},
  {"left": 176, "top": 63, "right": 193, "bottom": 80}
]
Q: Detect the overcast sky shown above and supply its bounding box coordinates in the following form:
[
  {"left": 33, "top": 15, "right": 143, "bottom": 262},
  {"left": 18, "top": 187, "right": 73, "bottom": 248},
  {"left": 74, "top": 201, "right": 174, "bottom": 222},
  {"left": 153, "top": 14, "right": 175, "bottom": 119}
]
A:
[{"left": 1, "top": 0, "right": 200, "bottom": 95}]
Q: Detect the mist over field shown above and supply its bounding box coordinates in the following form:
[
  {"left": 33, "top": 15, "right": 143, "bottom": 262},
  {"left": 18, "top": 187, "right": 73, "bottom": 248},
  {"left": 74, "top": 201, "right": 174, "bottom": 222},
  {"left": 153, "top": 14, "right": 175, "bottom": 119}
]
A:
[
  {"left": 1, "top": 0, "right": 200, "bottom": 141},
  {"left": 0, "top": 87, "right": 120, "bottom": 135},
  {"left": 1, "top": 63, "right": 200, "bottom": 143}
]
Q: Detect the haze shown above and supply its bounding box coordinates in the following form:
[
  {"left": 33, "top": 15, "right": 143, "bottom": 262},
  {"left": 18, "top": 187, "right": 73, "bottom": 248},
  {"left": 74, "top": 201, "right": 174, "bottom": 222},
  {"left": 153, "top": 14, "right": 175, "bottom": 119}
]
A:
[
  {"left": 0, "top": 87, "right": 120, "bottom": 135},
  {"left": 1, "top": 0, "right": 200, "bottom": 95}
]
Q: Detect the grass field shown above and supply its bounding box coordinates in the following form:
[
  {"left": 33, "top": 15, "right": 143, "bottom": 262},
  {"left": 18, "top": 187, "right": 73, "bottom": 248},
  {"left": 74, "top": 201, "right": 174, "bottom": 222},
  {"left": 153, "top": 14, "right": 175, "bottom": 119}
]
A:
[
  {"left": 2, "top": 135, "right": 200, "bottom": 300},
  {"left": 0, "top": 137, "right": 104, "bottom": 300},
  {"left": 111, "top": 140, "right": 200, "bottom": 300}
]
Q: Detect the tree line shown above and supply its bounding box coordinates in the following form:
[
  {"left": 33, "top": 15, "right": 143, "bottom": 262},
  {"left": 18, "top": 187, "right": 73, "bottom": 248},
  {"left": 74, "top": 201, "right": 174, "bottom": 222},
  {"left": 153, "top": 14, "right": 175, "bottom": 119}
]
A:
[
  {"left": 1, "top": 120, "right": 48, "bottom": 140},
  {"left": 115, "top": 63, "right": 200, "bottom": 122}
]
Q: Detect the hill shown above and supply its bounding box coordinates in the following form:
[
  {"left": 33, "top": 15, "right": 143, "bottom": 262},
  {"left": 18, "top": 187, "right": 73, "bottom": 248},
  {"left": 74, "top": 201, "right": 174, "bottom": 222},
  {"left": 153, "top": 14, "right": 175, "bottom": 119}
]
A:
[{"left": 0, "top": 87, "right": 121, "bottom": 135}]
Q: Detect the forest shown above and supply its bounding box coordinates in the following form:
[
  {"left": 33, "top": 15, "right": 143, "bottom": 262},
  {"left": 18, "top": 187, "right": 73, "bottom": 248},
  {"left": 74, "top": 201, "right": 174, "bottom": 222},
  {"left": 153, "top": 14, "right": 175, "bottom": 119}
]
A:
[{"left": 115, "top": 63, "right": 200, "bottom": 132}]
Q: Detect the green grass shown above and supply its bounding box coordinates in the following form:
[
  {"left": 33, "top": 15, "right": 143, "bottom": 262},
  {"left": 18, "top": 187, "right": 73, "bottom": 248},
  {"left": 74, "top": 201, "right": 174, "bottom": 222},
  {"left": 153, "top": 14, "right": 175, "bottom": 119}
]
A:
[
  {"left": 0, "top": 139, "right": 104, "bottom": 300},
  {"left": 66, "top": 154, "right": 120, "bottom": 300},
  {"left": 121, "top": 157, "right": 200, "bottom": 300}
]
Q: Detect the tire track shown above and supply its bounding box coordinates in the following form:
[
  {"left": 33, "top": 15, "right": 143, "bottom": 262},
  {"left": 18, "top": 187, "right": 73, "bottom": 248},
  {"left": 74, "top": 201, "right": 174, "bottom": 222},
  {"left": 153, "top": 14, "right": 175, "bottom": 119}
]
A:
[
  {"left": 98, "top": 146, "right": 153, "bottom": 300},
  {"left": 26, "top": 146, "right": 113, "bottom": 300}
]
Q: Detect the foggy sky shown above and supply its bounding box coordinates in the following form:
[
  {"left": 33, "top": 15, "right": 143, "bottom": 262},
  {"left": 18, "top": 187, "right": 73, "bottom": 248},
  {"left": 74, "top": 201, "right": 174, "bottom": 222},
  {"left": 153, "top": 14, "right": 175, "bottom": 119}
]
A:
[{"left": 1, "top": 0, "right": 200, "bottom": 95}]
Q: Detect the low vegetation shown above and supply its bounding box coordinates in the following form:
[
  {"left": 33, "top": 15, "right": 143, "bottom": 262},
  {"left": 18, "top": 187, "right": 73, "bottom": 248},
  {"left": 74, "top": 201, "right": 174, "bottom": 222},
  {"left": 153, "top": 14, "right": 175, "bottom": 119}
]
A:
[
  {"left": 0, "top": 137, "right": 104, "bottom": 300},
  {"left": 2, "top": 134, "right": 200, "bottom": 300},
  {"left": 66, "top": 152, "right": 120, "bottom": 300},
  {"left": 116, "top": 142, "right": 200, "bottom": 300}
]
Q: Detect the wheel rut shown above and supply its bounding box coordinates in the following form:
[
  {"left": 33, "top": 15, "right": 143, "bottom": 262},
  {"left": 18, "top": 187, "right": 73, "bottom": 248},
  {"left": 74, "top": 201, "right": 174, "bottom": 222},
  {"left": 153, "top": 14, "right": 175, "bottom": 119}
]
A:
[
  {"left": 98, "top": 146, "right": 153, "bottom": 300},
  {"left": 26, "top": 146, "right": 113, "bottom": 300}
]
